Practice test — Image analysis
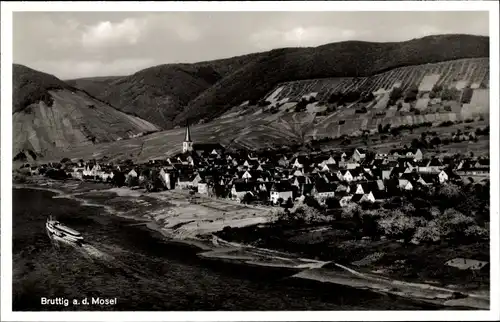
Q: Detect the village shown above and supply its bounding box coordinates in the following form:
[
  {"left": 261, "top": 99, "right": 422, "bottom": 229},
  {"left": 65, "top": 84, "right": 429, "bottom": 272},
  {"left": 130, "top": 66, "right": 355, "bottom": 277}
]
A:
[{"left": 21, "top": 122, "right": 490, "bottom": 211}]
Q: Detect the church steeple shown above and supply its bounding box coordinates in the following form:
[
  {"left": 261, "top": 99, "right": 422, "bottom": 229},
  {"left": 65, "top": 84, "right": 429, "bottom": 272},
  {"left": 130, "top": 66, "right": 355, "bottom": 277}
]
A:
[
  {"left": 182, "top": 121, "right": 193, "bottom": 153},
  {"left": 184, "top": 122, "right": 192, "bottom": 142}
]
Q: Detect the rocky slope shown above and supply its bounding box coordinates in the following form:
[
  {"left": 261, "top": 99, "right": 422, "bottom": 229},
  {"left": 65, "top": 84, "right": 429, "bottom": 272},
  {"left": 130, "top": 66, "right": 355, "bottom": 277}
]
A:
[{"left": 13, "top": 64, "right": 160, "bottom": 161}]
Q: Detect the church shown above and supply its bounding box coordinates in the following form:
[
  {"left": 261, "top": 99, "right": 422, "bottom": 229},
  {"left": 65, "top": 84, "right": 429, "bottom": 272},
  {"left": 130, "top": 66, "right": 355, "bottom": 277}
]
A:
[
  {"left": 182, "top": 123, "right": 193, "bottom": 153},
  {"left": 182, "top": 123, "right": 225, "bottom": 155}
]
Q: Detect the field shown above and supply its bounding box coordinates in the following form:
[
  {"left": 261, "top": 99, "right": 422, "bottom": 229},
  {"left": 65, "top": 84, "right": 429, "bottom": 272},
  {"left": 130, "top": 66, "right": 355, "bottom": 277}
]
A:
[{"left": 264, "top": 58, "right": 489, "bottom": 103}]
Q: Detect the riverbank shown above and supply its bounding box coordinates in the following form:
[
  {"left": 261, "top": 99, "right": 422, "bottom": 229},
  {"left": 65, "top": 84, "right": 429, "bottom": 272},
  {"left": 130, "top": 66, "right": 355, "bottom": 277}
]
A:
[{"left": 12, "top": 178, "right": 490, "bottom": 309}]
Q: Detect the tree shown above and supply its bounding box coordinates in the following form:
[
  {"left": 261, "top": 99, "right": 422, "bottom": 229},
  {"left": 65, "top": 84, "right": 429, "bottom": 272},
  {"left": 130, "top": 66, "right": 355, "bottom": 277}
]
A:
[
  {"left": 441, "top": 87, "right": 460, "bottom": 101},
  {"left": 45, "top": 169, "right": 67, "bottom": 180},
  {"left": 304, "top": 195, "right": 323, "bottom": 211},
  {"left": 378, "top": 210, "right": 418, "bottom": 243},
  {"left": 295, "top": 99, "right": 308, "bottom": 112},
  {"left": 412, "top": 220, "right": 441, "bottom": 243},
  {"left": 111, "top": 171, "right": 126, "bottom": 187},
  {"left": 242, "top": 192, "right": 254, "bottom": 204},
  {"left": 390, "top": 87, "right": 403, "bottom": 101},
  {"left": 437, "top": 208, "right": 475, "bottom": 241},
  {"left": 430, "top": 136, "right": 441, "bottom": 147},
  {"left": 404, "top": 84, "right": 419, "bottom": 102},
  {"left": 284, "top": 197, "right": 294, "bottom": 209},
  {"left": 461, "top": 87, "right": 474, "bottom": 104},
  {"left": 328, "top": 92, "right": 341, "bottom": 104},
  {"left": 126, "top": 175, "right": 139, "bottom": 187},
  {"left": 258, "top": 190, "right": 269, "bottom": 203},
  {"left": 214, "top": 184, "right": 227, "bottom": 198},
  {"left": 362, "top": 214, "right": 381, "bottom": 239}
]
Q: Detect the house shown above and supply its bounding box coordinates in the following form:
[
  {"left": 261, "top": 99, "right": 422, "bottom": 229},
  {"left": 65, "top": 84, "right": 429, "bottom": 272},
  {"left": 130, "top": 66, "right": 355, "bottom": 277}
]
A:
[
  {"left": 30, "top": 166, "right": 40, "bottom": 176},
  {"left": 197, "top": 180, "right": 209, "bottom": 194},
  {"left": 293, "top": 169, "right": 304, "bottom": 177},
  {"left": 338, "top": 170, "right": 354, "bottom": 182},
  {"left": 338, "top": 194, "right": 353, "bottom": 207},
  {"left": 177, "top": 173, "right": 199, "bottom": 189},
  {"left": 71, "top": 167, "right": 84, "bottom": 180},
  {"left": 312, "top": 182, "right": 337, "bottom": 201},
  {"left": 270, "top": 181, "right": 294, "bottom": 205},
  {"left": 320, "top": 156, "right": 337, "bottom": 166},
  {"left": 100, "top": 170, "right": 114, "bottom": 182},
  {"left": 241, "top": 170, "right": 253, "bottom": 180},
  {"left": 231, "top": 181, "right": 255, "bottom": 202},
  {"left": 398, "top": 179, "right": 414, "bottom": 191},
  {"left": 360, "top": 191, "right": 376, "bottom": 203},
  {"left": 291, "top": 156, "right": 308, "bottom": 169},
  {"left": 355, "top": 181, "right": 380, "bottom": 195},
  {"left": 418, "top": 173, "right": 439, "bottom": 186},
  {"left": 126, "top": 169, "right": 138, "bottom": 179},
  {"left": 159, "top": 168, "right": 175, "bottom": 189},
  {"left": 351, "top": 149, "right": 366, "bottom": 162},
  {"left": 438, "top": 170, "right": 449, "bottom": 184}
]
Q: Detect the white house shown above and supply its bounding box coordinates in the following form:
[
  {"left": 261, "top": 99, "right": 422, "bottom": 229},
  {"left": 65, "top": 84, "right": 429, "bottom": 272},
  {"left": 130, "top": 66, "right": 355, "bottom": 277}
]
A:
[
  {"left": 438, "top": 170, "right": 449, "bottom": 184},
  {"left": 398, "top": 179, "right": 413, "bottom": 191},
  {"left": 360, "top": 192, "right": 376, "bottom": 203},
  {"left": 241, "top": 171, "right": 252, "bottom": 180},
  {"left": 352, "top": 149, "right": 366, "bottom": 162},
  {"left": 338, "top": 170, "right": 354, "bottom": 182},
  {"left": 198, "top": 182, "right": 208, "bottom": 195},
  {"left": 270, "top": 182, "right": 294, "bottom": 205}
]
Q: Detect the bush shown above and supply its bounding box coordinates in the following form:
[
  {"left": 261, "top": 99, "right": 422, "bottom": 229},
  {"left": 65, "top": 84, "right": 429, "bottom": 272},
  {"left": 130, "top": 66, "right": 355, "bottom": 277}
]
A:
[
  {"left": 328, "top": 92, "right": 342, "bottom": 104},
  {"left": 404, "top": 85, "right": 419, "bottom": 102},
  {"left": 441, "top": 87, "right": 460, "bottom": 101},
  {"left": 390, "top": 87, "right": 403, "bottom": 101},
  {"left": 439, "top": 120, "right": 454, "bottom": 127},
  {"left": 461, "top": 87, "right": 474, "bottom": 104},
  {"left": 44, "top": 169, "right": 68, "bottom": 180},
  {"left": 464, "top": 225, "right": 488, "bottom": 241},
  {"left": 295, "top": 99, "right": 308, "bottom": 112}
]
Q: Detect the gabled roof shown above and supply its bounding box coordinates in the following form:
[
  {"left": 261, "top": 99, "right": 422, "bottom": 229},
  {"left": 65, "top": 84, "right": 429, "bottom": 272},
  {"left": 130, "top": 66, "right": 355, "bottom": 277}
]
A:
[
  {"left": 272, "top": 181, "right": 294, "bottom": 192},
  {"left": 357, "top": 181, "right": 381, "bottom": 193},
  {"left": 350, "top": 194, "right": 363, "bottom": 202},
  {"left": 233, "top": 181, "right": 255, "bottom": 192},
  {"left": 315, "top": 182, "right": 338, "bottom": 193}
]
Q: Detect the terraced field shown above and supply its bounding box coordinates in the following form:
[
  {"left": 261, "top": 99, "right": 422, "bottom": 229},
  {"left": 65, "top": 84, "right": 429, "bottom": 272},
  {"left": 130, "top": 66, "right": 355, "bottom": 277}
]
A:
[{"left": 265, "top": 58, "right": 489, "bottom": 102}]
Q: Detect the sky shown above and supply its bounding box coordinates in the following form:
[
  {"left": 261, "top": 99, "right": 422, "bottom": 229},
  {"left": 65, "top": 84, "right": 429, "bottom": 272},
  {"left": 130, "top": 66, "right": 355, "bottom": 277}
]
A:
[{"left": 13, "top": 11, "right": 489, "bottom": 80}]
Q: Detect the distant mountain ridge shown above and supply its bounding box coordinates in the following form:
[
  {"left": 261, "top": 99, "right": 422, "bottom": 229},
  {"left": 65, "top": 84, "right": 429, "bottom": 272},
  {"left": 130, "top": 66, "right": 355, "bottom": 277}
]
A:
[{"left": 66, "top": 34, "right": 489, "bottom": 129}]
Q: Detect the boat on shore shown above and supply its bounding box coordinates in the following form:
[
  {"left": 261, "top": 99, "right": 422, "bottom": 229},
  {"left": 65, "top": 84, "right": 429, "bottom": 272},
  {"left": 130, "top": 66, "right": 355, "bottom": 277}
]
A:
[{"left": 46, "top": 216, "right": 84, "bottom": 246}]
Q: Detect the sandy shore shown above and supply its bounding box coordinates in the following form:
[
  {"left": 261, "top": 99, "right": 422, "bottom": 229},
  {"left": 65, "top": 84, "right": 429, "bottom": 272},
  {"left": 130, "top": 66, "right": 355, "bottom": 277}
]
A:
[{"left": 13, "top": 181, "right": 490, "bottom": 309}]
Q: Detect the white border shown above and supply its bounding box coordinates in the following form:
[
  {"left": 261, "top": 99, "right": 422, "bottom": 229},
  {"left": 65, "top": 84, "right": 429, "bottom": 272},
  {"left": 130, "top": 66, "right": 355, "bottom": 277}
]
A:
[{"left": 1, "top": 1, "right": 499, "bottom": 321}]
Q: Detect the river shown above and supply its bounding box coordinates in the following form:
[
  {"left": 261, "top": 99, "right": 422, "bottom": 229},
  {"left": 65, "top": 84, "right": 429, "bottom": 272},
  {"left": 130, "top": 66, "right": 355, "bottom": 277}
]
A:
[{"left": 12, "top": 188, "right": 434, "bottom": 311}]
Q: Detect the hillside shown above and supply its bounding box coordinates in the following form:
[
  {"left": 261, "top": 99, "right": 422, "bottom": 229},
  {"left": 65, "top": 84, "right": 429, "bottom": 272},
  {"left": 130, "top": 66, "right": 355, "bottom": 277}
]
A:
[
  {"left": 67, "top": 53, "right": 264, "bottom": 129},
  {"left": 67, "top": 34, "right": 489, "bottom": 129},
  {"left": 178, "top": 34, "right": 489, "bottom": 125},
  {"left": 13, "top": 65, "right": 161, "bottom": 161}
]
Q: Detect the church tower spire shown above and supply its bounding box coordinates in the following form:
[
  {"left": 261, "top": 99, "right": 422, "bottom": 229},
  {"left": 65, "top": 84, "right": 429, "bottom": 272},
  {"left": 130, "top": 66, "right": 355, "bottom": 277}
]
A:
[{"left": 182, "top": 121, "right": 193, "bottom": 153}]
